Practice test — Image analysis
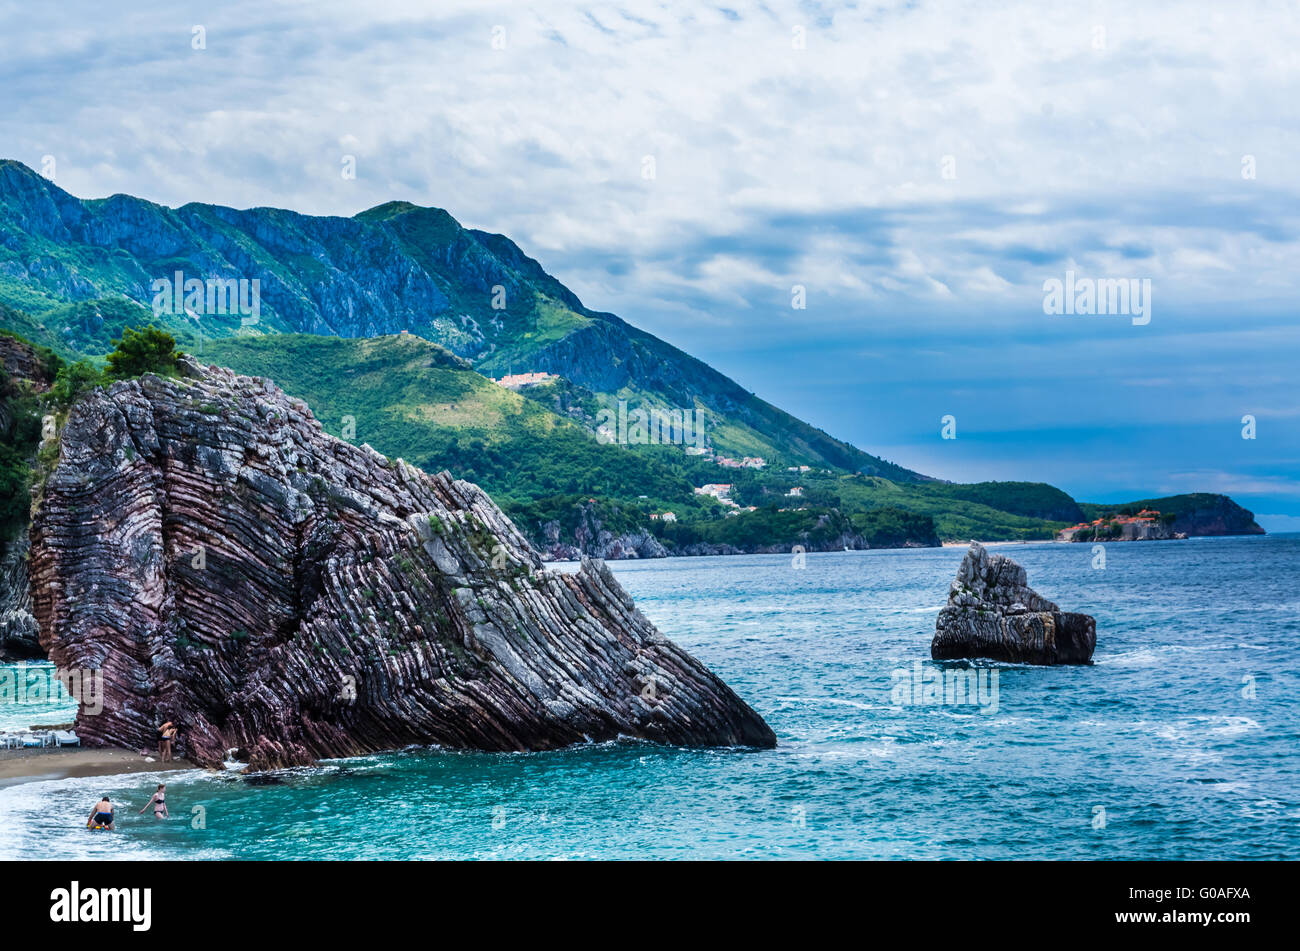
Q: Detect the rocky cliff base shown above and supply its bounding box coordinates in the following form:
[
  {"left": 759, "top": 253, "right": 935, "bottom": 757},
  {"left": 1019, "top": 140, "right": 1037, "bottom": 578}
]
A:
[{"left": 1059, "top": 521, "right": 1180, "bottom": 542}]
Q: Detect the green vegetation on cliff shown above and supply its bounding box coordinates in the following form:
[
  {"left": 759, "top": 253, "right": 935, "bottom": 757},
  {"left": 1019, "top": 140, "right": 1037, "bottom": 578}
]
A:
[
  {"left": 198, "top": 335, "right": 1076, "bottom": 549},
  {"left": 0, "top": 158, "right": 919, "bottom": 480}
]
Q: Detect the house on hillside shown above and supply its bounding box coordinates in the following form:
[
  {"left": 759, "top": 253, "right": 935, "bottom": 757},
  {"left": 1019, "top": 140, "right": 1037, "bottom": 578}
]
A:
[
  {"left": 694, "top": 483, "right": 734, "bottom": 499},
  {"left": 494, "top": 372, "right": 559, "bottom": 389}
]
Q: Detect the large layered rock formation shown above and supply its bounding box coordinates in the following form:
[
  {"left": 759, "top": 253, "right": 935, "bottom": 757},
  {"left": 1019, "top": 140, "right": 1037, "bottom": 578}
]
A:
[
  {"left": 29, "top": 360, "right": 775, "bottom": 769},
  {"left": 932, "top": 542, "right": 1095, "bottom": 665}
]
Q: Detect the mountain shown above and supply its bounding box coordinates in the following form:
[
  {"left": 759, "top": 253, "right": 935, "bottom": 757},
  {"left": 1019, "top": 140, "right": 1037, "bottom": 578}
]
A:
[
  {"left": 0, "top": 159, "right": 920, "bottom": 480},
  {"left": 0, "top": 159, "right": 1265, "bottom": 554}
]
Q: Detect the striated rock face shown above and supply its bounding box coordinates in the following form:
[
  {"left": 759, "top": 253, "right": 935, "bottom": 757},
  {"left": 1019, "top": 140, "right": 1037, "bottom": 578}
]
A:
[
  {"left": 0, "top": 331, "right": 54, "bottom": 386},
  {"left": 30, "top": 360, "right": 775, "bottom": 769},
  {"left": 932, "top": 542, "right": 1095, "bottom": 665},
  {"left": 538, "top": 530, "right": 667, "bottom": 563}
]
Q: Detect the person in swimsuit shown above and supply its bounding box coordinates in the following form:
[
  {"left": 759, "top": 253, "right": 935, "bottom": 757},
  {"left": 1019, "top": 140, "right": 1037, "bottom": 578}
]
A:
[
  {"left": 138, "top": 783, "right": 169, "bottom": 819},
  {"left": 88, "top": 796, "right": 114, "bottom": 830},
  {"left": 158, "top": 721, "right": 177, "bottom": 762}
]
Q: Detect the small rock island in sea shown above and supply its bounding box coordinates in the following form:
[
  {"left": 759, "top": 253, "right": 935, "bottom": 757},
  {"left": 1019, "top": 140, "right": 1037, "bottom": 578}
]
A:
[
  {"left": 30, "top": 359, "right": 775, "bottom": 770},
  {"left": 932, "top": 542, "right": 1095, "bottom": 665}
]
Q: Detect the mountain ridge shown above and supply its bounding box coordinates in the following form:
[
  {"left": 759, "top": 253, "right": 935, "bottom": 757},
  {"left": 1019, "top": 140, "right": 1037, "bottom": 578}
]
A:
[
  {"left": 0, "top": 158, "right": 923, "bottom": 481},
  {"left": 0, "top": 160, "right": 1267, "bottom": 555}
]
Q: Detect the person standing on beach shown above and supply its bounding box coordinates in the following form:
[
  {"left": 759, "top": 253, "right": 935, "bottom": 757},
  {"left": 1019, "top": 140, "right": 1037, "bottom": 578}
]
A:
[
  {"left": 138, "top": 784, "right": 168, "bottom": 819},
  {"left": 158, "top": 721, "right": 177, "bottom": 762},
  {"left": 88, "top": 796, "right": 114, "bottom": 830}
]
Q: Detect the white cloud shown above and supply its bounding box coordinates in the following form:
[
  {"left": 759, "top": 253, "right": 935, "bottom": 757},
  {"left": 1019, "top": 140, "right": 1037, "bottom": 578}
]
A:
[{"left": 1254, "top": 514, "right": 1300, "bottom": 533}]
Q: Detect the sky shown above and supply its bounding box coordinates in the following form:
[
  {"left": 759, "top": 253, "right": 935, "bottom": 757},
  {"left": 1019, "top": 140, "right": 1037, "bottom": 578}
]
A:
[{"left": 1, "top": 0, "right": 1297, "bottom": 526}]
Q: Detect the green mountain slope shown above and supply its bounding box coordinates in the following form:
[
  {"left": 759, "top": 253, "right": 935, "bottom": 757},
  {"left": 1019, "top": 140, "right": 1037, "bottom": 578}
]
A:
[
  {"left": 0, "top": 161, "right": 1264, "bottom": 553},
  {"left": 201, "top": 335, "right": 1079, "bottom": 547},
  {"left": 201, "top": 334, "right": 723, "bottom": 520},
  {"left": 0, "top": 159, "right": 919, "bottom": 479}
]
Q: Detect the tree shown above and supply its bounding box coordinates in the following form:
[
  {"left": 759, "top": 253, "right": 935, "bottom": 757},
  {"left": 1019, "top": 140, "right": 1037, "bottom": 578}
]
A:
[
  {"left": 106, "top": 325, "right": 184, "bottom": 380},
  {"left": 51, "top": 360, "right": 105, "bottom": 407}
]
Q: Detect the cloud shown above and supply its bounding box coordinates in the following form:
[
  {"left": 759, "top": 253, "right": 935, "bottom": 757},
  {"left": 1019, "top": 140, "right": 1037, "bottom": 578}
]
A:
[
  {"left": 1254, "top": 514, "right": 1300, "bottom": 533},
  {"left": 1157, "top": 471, "right": 1300, "bottom": 499}
]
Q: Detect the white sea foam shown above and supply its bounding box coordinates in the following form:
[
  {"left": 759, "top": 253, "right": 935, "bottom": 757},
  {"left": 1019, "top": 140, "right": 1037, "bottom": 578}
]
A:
[
  {"left": 776, "top": 696, "right": 879, "bottom": 711},
  {"left": 0, "top": 768, "right": 231, "bottom": 860}
]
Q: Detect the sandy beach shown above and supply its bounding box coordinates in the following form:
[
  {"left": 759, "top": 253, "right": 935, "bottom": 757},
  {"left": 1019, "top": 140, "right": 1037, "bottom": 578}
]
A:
[{"left": 0, "top": 747, "right": 196, "bottom": 789}]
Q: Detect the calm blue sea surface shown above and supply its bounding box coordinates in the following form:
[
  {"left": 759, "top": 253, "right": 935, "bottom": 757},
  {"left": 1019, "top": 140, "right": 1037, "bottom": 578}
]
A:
[{"left": 2, "top": 534, "right": 1297, "bottom": 860}]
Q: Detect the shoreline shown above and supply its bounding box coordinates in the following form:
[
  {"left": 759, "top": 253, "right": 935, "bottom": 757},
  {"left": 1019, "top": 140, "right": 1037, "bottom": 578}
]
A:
[
  {"left": 0, "top": 747, "right": 197, "bottom": 789},
  {"left": 542, "top": 538, "right": 1063, "bottom": 563},
  {"left": 542, "top": 533, "right": 1273, "bottom": 562}
]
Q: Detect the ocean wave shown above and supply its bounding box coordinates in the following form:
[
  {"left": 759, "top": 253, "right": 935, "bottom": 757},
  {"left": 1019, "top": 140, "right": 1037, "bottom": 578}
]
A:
[
  {"left": 1097, "top": 643, "right": 1270, "bottom": 666},
  {"left": 0, "top": 769, "right": 231, "bottom": 860},
  {"left": 775, "top": 696, "right": 880, "bottom": 712}
]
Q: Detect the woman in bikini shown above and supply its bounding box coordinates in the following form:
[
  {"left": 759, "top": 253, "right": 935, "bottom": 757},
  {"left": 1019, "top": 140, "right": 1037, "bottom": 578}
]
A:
[
  {"left": 138, "top": 783, "right": 169, "bottom": 819},
  {"left": 87, "top": 796, "right": 114, "bottom": 830},
  {"left": 158, "top": 721, "right": 177, "bottom": 762}
]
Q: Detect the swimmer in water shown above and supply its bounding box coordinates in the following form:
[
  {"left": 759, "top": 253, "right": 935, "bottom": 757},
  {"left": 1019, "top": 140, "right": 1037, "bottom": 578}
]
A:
[
  {"left": 138, "top": 783, "right": 169, "bottom": 819},
  {"left": 88, "top": 796, "right": 114, "bottom": 830}
]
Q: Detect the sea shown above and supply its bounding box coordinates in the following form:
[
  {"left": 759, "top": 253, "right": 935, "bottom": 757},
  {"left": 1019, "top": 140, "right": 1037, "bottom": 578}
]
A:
[{"left": 2, "top": 534, "right": 1296, "bottom": 860}]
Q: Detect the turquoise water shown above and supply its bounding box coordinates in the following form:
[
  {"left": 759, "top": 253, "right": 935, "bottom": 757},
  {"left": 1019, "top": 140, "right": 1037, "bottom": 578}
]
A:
[
  {"left": 0, "top": 662, "right": 77, "bottom": 733},
  {"left": 2, "top": 535, "right": 1297, "bottom": 859}
]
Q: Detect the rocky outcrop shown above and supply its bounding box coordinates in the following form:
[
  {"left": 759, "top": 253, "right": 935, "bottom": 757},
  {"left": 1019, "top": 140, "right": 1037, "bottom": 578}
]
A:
[
  {"left": 675, "top": 542, "right": 746, "bottom": 557},
  {"left": 1164, "top": 495, "right": 1264, "bottom": 537},
  {"left": 29, "top": 360, "right": 775, "bottom": 770},
  {"left": 0, "top": 330, "right": 55, "bottom": 386},
  {"left": 0, "top": 532, "right": 40, "bottom": 661},
  {"left": 537, "top": 505, "right": 669, "bottom": 562},
  {"left": 932, "top": 542, "right": 1095, "bottom": 665},
  {"left": 538, "top": 531, "right": 667, "bottom": 562}
]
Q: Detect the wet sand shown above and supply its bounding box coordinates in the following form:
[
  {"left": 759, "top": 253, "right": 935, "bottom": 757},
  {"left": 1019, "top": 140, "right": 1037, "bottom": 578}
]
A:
[{"left": 0, "top": 747, "right": 197, "bottom": 788}]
